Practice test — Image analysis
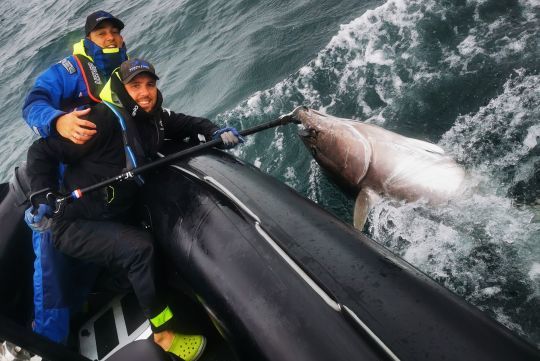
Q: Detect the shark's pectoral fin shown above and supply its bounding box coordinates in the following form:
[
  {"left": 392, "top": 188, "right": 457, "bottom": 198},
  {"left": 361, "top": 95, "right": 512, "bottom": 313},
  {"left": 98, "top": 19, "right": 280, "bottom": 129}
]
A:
[{"left": 353, "top": 188, "right": 380, "bottom": 231}]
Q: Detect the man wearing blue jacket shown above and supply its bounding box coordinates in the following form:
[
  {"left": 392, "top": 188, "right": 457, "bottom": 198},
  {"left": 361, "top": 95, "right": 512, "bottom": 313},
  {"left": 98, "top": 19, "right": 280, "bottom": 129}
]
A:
[
  {"left": 21, "top": 10, "right": 129, "bottom": 343},
  {"left": 23, "top": 10, "right": 127, "bottom": 143}
]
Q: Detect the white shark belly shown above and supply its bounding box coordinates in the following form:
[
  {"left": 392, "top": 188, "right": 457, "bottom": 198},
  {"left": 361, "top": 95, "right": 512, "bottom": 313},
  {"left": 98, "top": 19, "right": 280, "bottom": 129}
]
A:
[{"left": 367, "top": 140, "right": 465, "bottom": 203}]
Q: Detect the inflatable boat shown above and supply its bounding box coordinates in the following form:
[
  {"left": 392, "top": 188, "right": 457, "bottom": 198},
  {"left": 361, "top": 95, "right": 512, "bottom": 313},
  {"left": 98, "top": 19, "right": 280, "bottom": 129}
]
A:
[{"left": 0, "top": 140, "right": 538, "bottom": 361}]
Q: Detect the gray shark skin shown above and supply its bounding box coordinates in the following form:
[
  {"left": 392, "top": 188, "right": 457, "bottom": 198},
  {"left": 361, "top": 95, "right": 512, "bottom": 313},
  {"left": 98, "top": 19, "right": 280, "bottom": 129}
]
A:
[{"left": 295, "top": 107, "right": 465, "bottom": 229}]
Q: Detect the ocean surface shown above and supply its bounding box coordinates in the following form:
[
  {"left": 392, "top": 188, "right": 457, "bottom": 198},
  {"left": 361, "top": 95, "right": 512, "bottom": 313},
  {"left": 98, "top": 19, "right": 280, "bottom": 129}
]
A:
[{"left": 0, "top": 0, "right": 538, "bottom": 348}]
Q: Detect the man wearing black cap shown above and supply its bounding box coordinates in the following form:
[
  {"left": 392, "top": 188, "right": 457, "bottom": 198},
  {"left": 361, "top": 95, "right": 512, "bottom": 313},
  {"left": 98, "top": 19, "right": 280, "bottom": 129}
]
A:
[
  {"left": 24, "top": 58, "right": 242, "bottom": 360},
  {"left": 21, "top": 10, "right": 129, "bottom": 344},
  {"left": 23, "top": 10, "right": 127, "bottom": 144}
]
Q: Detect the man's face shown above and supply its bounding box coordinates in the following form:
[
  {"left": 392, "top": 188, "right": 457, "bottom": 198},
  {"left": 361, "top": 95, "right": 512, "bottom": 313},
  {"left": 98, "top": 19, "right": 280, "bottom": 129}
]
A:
[
  {"left": 125, "top": 73, "right": 158, "bottom": 113},
  {"left": 88, "top": 21, "right": 123, "bottom": 49}
]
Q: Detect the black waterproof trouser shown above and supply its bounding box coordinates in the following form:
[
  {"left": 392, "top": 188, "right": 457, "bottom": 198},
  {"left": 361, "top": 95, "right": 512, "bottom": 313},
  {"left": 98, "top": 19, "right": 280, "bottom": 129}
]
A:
[{"left": 52, "top": 219, "right": 168, "bottom": 329}]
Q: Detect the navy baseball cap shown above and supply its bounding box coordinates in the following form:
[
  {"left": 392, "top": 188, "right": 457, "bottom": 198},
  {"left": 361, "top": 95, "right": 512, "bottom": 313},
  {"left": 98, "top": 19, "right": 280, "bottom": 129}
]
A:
[
  {"left": 85, "top": 10, "right": 124, "bottom": 35},
  {"left": 119, "top": 58, "right": 160, "bottom": 84}
]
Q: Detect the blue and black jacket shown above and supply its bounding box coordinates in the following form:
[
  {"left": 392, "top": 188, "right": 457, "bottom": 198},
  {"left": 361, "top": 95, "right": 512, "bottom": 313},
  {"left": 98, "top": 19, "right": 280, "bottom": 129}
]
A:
[
  {"left": 22, "top": 39, "right": 124, "bottom": 137},
  {"left": 22, "top": 39, "right": 127, "bottom": 343}
]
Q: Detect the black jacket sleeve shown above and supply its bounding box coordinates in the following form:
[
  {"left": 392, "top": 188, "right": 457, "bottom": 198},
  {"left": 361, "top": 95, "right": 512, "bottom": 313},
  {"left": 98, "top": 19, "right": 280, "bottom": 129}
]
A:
[
  {"left": 26, "top": 105, "right": 113, "bottom": 197},
  {"left": 27, "top": 136, "right": 92, "bottom": 195},
  {"left": 161, "top": 108, "right": 219, "bottom": 142}
]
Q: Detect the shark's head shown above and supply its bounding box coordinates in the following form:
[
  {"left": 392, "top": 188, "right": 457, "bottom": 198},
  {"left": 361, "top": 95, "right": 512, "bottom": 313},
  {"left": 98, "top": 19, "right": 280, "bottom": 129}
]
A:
[
  {"left": 294, "top": 107, "right": 371, "bottom": 191},
  {"left": 295, "top": 107, "right": 335, "bottom": 158}
]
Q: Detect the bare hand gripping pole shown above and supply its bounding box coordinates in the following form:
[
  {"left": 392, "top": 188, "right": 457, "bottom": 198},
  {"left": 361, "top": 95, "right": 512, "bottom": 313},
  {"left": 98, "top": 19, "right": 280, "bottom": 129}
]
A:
[{"left": 29, "top": 108, "right": 302, "bottom": 216}]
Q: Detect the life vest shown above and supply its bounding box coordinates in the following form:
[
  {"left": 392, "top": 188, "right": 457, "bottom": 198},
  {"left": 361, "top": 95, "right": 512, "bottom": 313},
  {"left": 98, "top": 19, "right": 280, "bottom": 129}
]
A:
[{"left": 69, "top": 39, "right": 107, "bottom": 105}]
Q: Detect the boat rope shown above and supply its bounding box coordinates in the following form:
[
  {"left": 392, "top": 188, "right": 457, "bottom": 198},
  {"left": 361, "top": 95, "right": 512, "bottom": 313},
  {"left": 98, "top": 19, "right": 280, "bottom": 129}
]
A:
[{"left": 342, "top": 305, "right": 401, "bottom": 361}]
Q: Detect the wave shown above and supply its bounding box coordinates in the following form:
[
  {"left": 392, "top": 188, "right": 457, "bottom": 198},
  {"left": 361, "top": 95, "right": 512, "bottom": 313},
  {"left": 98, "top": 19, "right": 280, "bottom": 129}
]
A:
[
  {"left": 219, "top": 0, "right": 540, "bottom": 347},
  {"left": 221, "top": 0, "right": 538, "bottom": 130}
]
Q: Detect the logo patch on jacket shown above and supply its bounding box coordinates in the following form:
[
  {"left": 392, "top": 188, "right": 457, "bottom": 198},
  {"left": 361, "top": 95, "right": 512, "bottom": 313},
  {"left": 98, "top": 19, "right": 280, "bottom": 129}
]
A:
[
  {"left": 59, "top": 58, "right": 76, "bottom": 74},
  {"left": 87, "top": 62, "right": 102, "bottom": 85}
]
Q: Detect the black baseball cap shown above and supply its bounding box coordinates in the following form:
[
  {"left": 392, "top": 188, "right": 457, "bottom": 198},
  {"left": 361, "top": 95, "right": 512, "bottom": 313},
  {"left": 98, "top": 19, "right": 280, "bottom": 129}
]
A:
[
  {"left": 119, "top": 58, "right": 160, "bottom": 84},
  {"left": 85, "top": 10, "right": 124, "bottom": 36}
]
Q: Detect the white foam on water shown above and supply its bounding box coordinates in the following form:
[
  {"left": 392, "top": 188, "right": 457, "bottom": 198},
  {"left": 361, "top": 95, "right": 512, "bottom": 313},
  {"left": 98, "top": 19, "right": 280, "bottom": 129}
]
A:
[
  {"left": 221, "top": 0, "right": 439, "bottom": 123},
  {"left": 365, "top": 48, "right": 394, "bottom": 66},
  {"left": 274, "top": 130, "right": 284, "bottom": 152},
  {"left": 229, "top": 0, "right": 535, "bottom": 129},
  {"left": 307, "top": 159, "right": 323, "bottom": 201},
  {"left": 480, "top": 286, "right": 502, "bottom": 296},
  {"left": 529, "top": 263, "right": 540, "bottom": 281},
  {"left": 440, "top": 71, "right": 539, "bottom": 173},
  {"left": 222, "top": 0, "right": 537, "bottom": 130},
  {"left": 246, "top": 92, "right": 263, "bottom": 114},
  {"left": 216, "top": 0, "right": 539, "bottom": 344},
  {"left": 492, "top": 307, "right": 526, "bottom": 336},
  {"left": 369, "top": 171, "right": 540, "bottom": 341},
  {"left": 520, "top": 0, "right": 540, "bottom": 19},
  {"left": 284, "top": 166, "right": 296, "bottom": 182},
  {"left": 524, "top": 125, "right": 540, "bottom": 150},
  {"left": 457, "top": 35, "right": 482, "bottom": 57}
]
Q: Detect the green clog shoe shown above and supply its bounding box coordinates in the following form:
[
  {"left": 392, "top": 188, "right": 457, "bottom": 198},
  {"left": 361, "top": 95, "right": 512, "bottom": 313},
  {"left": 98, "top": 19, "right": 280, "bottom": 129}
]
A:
[{"left": 168, "top": 333, "right": 206, "bottom": 361}]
